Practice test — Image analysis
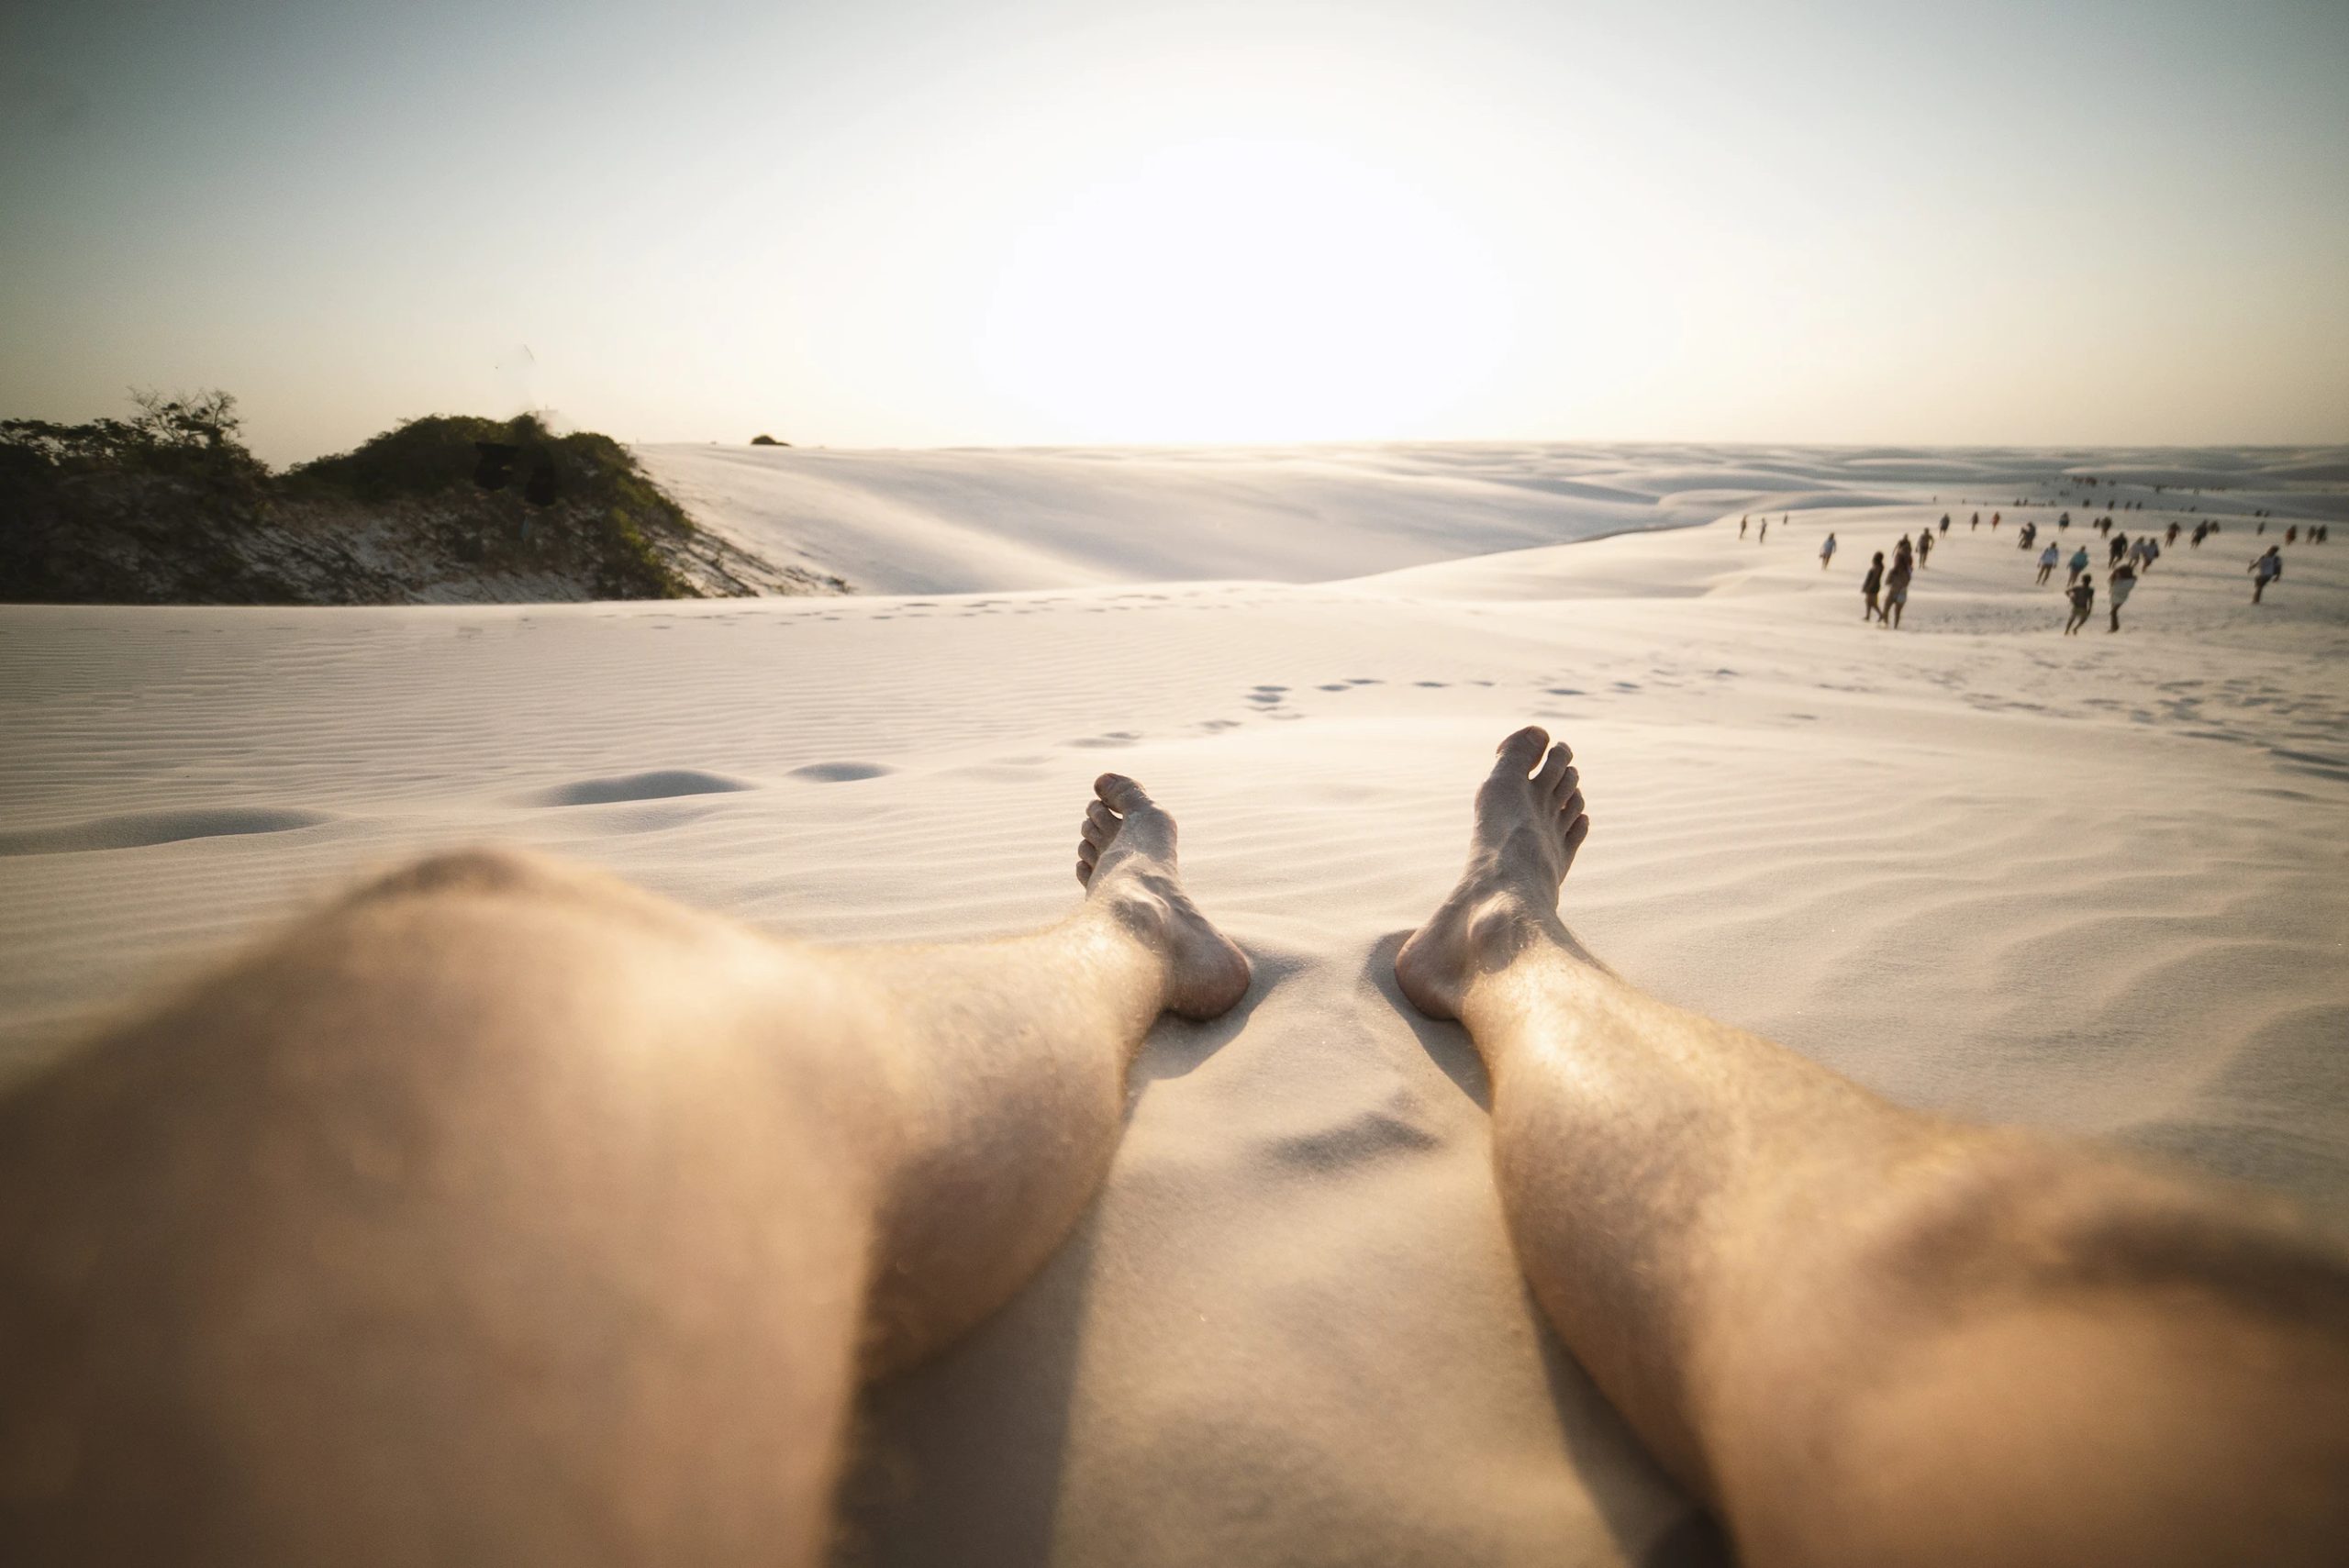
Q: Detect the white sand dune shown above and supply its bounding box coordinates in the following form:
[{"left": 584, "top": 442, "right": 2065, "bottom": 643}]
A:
[{"left": 4, "top": 444, "right": 2347, "bottom": 1565}]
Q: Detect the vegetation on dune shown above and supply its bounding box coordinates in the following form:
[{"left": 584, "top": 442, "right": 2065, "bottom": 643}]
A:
[
  {"left": 0, "top": 392, "right": 835, "bottom": 605},
  {"left": 0, "top": 389, "right": 272, "bottom": 492},
  {"left": 750, "top": 432, "right": 788, "bottom": 447},
  {"left": 280, "top": 412, "right": 702, "bottom": 597}
]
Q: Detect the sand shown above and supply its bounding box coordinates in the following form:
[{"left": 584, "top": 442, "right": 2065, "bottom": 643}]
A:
[{"left": 3, "top": 444, "right": 2346, "bottom": 1565}]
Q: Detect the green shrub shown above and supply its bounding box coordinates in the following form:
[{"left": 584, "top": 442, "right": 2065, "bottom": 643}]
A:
[
  {"left": 287, "top": 412, "right": 557, "bottom": 501},
  {"left": 1, "top": 387, "right": 269, "bottom": 491}
]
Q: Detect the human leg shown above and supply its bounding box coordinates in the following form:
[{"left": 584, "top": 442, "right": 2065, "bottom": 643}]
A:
[
  {"left": 1397, "top": 729, "right": 2349, "bottom": 1568},
  {"left": 0, "top": 776, "right": 1246, "bottom": 1565}
]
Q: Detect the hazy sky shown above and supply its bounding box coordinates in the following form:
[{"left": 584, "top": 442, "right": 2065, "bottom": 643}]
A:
[{"left": 5, "top": 0, "right": 2346, "bottom": 463}]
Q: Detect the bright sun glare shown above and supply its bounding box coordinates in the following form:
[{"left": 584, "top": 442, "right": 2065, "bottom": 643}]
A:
[{"left": 978, "top": 139, "right": 1514, "bottom": 443}]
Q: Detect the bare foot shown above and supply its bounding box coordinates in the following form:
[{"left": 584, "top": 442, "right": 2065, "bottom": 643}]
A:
[
  {"left": 1077, "top": 774, "right": 1251, "bottom": 1020},
  {"left": 1397, "top": 726, "right": 1589, "bottom": 1022}
]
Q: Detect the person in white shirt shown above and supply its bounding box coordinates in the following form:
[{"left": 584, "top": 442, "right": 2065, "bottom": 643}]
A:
[{"left": 2252, "top": 546, "right": 2283, "bottom": 603}]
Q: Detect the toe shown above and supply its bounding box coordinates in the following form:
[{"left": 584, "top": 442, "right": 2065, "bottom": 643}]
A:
[
  {"left": 1078, "top": 837, "right": 1102, "bottom": 870},
  {"left": 1492, "top": 726, "right": 1551, "bottom": 778},
  {"left": 1096, "top": 773, "right": 1152, "bottom": 814},
  {"left": 1085, "top": 800, "right": 1119, "bottom": 838},
  {"left": 1532, "top": 743, "right": 1572, "bottom": 795}
]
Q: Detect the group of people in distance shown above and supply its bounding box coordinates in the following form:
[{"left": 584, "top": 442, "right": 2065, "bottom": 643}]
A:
[
  {"left": 1854, "top": 515, "right": 1951, "bottom": 629},
  {"left": 1763, "top": 493, "right": 2313, "bottom": 636}
]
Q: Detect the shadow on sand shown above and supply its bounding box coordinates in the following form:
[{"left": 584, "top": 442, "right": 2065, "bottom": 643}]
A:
[{"left": 831, "top": 945, "right": 1281, "bottom": 1566}]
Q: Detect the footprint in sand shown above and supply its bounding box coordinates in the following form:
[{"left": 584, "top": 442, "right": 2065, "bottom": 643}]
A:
[
  {"left": 1064, "top": 732, "right": 1142, "bottom": 749},
  {"left": 0, "top": 806, "right": 335, "bottom": 857},
  {"left": 1416, "top": 681, "right": 1449, "bottom": 689},
  {"left": 1196, "top": 718, "right": 1241, "bottom": 732},
  {"left": 1544, "top": 686, "right": 1585, "bottom": 696},
  {"left": 1247, "top": 685, "right": 1289, "bottom": 706},
  {"left": 788, "top": 762, "right": 895, "bottom": 784},
  {"left": 535, "top": 770, "right": 755, "bottom": 806}
]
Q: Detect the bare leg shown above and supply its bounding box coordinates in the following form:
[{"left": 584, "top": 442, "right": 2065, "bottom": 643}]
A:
[
  {"left": 1398, "top": 728, "right": 2349, "bottom": 1568},
  {"left": 0, "top": 774, "right": 1246, "bottom": 1565}
]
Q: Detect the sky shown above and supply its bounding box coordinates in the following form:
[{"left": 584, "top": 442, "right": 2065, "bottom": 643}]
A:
[{"left": 3, "top": 0, "right": 2346, "bottom": 465}]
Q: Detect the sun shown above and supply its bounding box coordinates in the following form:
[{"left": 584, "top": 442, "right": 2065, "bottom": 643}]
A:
[{"left": 978, "top": 138, "right": 1513, "bottom": 444}]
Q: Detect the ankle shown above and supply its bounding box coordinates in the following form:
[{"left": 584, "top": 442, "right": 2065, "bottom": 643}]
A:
[{"left": 1454, "top": 893, "right": 1609, "bottom": 1015}]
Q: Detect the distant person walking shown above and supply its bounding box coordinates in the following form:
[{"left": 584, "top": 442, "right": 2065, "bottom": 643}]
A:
[
  {"left": 2065, "top": 574, "right": 2095, "bottom": 635},
  {"left": 2166, "top": 521, "right": 2181, "bottom": 546},
  {"left": 1880, "top": 556, "right": 1912, "bottom": 629},
  {"left": 1820, "top": 532, "right": 1837, "bottom": 570},
  {"left": 1939, "top": 514, "right": 1951, "bottom": 535},
  {"left": 1740, "top": 516, "right": 1748, "bottom": 539},
  {"left": 1971, "top": 511, "right": 1981, "bottom": 530},
  {"left": 2107, "top": 562, "right": 2136, "bottom": 632},
  {"left": 1861, "top": 551, "right": 1884, "bottom": 620},
  {"left": 2036, "top": 543, "right": 2059, "bottom": 584},
  {"left": 1990, "top": 510, "right": 2002, "bottom": 531},
  {"left": 2109, "top": 531, "right": 2129, "bottom": 567},
  {"left": 2251, "top": 547, "right": 2282, "bottom": 604},
  {"left": 1759, "top": 518, "right": 1769, "bottom": 542},
  {"left": 1917, "top": 530, "right": 1934, "bottom": 567},
  {"left": 2067, "top": 546, "right": 2090, "bottom": 585}
]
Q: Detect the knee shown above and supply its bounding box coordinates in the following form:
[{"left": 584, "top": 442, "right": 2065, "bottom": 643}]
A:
[
  {"left": 341, "top": 846, "right": 584, "bottom": 908},
  {"left": 1853, "top": 1139, "right": 2349, "bottom": 1329}
]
